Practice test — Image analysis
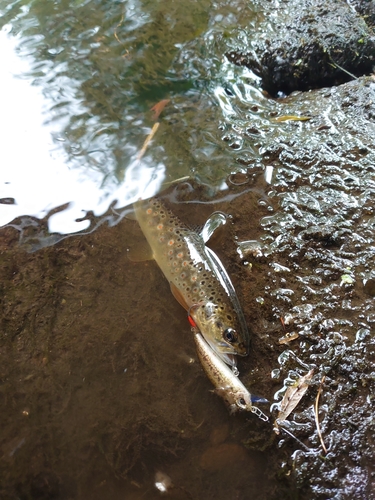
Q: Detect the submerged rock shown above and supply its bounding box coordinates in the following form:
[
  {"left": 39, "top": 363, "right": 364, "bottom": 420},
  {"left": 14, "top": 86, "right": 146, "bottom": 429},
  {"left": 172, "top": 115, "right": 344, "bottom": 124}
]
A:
[
  {"left": 227, "top": 0, "right": 375, "bottom": 95},
  {"left": 199, "top": 442, "right": 250, "bottom": 472}
]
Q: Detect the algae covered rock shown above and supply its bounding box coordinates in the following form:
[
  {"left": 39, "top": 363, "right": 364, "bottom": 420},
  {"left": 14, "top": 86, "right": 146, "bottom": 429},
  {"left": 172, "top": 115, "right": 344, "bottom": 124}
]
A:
[{"left": 227, "top": 0, "right": 375, "bottom": 95}]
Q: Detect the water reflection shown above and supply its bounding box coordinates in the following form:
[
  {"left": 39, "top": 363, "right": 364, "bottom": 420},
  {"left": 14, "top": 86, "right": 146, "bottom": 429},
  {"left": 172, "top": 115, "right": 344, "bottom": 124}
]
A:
[
  {"left": 0, "top": 29, "right": 99, "bottom": 232},
  {"left": 0, "top": 25, "right": 166, "bottom": 235},
  {"left": 0, "top": 0, "right": 264, "bottom": 239}
]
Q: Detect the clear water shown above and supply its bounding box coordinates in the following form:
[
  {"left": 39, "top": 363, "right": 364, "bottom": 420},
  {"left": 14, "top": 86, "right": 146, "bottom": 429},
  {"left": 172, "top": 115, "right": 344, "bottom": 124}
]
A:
[{"left": 0, "top": 0, "right": 262, "bottom": 239}]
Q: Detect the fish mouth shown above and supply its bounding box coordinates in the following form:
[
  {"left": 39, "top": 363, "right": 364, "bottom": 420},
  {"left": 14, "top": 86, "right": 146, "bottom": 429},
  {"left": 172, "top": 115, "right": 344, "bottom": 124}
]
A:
[
  {"left": 218, "top": 352, "right": 237, "bottom": 367},
  {"left": 236, "top": 342, "right": 248, "bottom": 357},
  {"left": 211, "top": 340, "right": 248, "bottom": 358},
  {"left": 202, "top": 335, "right": 238, "bottom": 360},
  {"left": 237, "top": 349, "right": 248, "bottom": 357}
]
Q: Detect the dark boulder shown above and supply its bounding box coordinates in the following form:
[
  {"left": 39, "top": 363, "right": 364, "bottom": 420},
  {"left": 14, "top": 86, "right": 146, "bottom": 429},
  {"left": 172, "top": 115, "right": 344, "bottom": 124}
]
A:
[
  {"left": 226, "top": 0, "right": 375, "bottom": 95},
  {"left": 351, "top": 0, "right": 375, "bottom": 29}
]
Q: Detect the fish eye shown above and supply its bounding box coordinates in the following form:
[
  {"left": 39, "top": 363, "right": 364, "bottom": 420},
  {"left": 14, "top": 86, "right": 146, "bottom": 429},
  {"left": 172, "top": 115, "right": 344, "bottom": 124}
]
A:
[
  {"left": 237, "top": 397, "right": 247, "bottom": 409},
  {"left": 223, "top": 328, "right": 237, "bottom": 343}
]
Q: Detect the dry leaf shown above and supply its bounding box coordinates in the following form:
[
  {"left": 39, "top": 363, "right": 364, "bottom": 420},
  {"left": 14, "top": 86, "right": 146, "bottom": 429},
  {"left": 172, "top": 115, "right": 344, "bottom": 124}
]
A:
[
  {"left": 273, "top": 115, "right": 311, "bottom": 122},
  {"left": 277, "top": 369, "right": 314, "bottom": 423},
  {"left": 150, "top": 99, "right": 170, "bottom": 121},
  {"left": 278, "top": 331, "right": 299, "bottom": 344}
]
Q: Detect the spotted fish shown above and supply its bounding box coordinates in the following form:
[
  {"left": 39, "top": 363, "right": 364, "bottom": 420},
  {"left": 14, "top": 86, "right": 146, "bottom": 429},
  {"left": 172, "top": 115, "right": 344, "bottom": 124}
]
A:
[{"left": 133, "top": 197, "right": 249, "bottom": 363}]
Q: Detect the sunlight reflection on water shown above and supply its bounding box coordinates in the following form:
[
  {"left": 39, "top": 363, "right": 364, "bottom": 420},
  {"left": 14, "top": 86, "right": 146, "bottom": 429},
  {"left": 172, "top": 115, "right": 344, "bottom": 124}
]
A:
[{"left": 0, "top": 27, "right": 165, "bottom": 234}]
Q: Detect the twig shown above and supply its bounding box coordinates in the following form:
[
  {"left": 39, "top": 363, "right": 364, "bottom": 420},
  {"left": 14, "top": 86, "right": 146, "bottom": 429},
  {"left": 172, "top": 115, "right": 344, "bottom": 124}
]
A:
[
  {"left": 325, "top": 50, "right": 358, "bottom": 80},
  {"left": 277, "top": 424, "right": 313, "bottom": 453},
  {"left": 136, "top": 122, "right": 160, "bottom": 161},
  {"left": 314, "top": 375, "right": 327, "bottom": 454},
  {"left": 328, "top": 59, "right": 358, "bottom": 80},
  {"left": 114, "top": 14, "right": 130, "bottom": 58},
  {"left": 114, "top": 14, "right": 124, "bottom": 44},
  {"left": 280, "top": 316, "right": 286, "bottom": 331}
]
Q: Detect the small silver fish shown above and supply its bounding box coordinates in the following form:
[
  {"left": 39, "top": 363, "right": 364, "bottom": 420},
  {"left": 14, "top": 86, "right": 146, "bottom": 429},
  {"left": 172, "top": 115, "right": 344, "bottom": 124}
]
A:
[
  {"left": 134, "top": 197, "right": 249, "bottom": 363},
  {"left": 194, "top": 330, "right": 268, "bottom": 416}
]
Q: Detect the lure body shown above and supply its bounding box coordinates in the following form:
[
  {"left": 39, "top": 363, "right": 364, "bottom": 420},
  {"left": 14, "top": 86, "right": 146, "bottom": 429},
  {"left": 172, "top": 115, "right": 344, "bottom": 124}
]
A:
[{"left": 194, "top": 331, "right": 252, "bottom": 413}]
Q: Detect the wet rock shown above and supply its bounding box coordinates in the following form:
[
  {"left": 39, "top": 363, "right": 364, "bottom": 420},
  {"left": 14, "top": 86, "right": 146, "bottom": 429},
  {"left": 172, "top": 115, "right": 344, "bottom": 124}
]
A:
[
  {"left": 209, "top": 424, "right": 229, "bottom": 445},
  {"left": 364, "top": 278, "right": 375, "bottom": 297},
  {"left": 23, "top": 472, "right": 60, "bottom": 500},
  {"left": 213, "top": 65, "right": 375, "bottom": 496},
  {"left": 351, "top": 0, "right": 375, "bottom": 29},
  {"left": 226, "top": 0, "right": 375, "bottom": 95}
]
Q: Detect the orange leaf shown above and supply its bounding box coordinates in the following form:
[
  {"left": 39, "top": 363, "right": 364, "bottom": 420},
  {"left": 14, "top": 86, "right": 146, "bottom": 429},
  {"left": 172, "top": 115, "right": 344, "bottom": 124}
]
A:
[{"left": 150, "top": 99, "right": 170, "bottom": 120}]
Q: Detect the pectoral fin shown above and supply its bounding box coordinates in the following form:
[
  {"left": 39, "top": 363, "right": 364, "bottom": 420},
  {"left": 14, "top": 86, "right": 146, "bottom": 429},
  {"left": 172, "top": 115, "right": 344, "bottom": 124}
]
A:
[{"left": 170, "top": 282, "right": 189, "bottom": 311}]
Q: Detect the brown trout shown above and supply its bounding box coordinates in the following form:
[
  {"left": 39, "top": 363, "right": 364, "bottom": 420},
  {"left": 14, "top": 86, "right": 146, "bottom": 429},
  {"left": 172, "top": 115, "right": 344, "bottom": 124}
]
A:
[
  {"left": 194, "top": 330, "right": 268, "bottom": 418},
  {"left": 134, "top": 197, "right": 249, "bottom": 363}
]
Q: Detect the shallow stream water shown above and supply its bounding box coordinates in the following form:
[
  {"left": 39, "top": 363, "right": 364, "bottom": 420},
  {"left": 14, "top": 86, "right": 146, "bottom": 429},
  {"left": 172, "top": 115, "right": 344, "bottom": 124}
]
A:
[
  {"left": 1, "top": 1, "right": 375, "bottom": 499},
  {"left": 0, "top": 0, "right": 263, "bottom": 239}
]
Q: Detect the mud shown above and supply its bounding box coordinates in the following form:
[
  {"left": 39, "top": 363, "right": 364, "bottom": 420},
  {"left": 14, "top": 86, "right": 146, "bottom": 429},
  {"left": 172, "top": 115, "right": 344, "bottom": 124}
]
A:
[
  {"left": 226, "top": 0, "right": 375, "bottom": 95},
  {"left": 0, "top": 185, "right": 287, "bottom": 500}
]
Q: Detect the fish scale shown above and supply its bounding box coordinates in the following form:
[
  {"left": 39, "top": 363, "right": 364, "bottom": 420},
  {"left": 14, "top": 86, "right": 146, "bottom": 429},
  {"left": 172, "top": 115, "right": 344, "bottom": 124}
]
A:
[{"left": 134, "top": 197, "right": 249, "bottom": 362}]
